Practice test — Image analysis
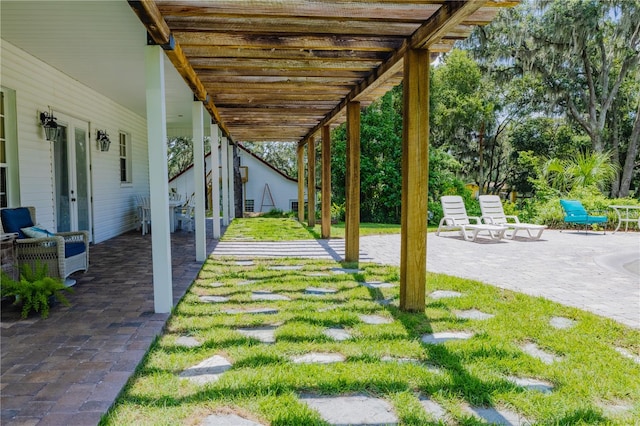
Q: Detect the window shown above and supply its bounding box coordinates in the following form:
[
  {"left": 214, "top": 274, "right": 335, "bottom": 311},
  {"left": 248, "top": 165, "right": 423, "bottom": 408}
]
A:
[
  {"left": 119, "top": 132, "right": 132, "bottom": 184},
  {"left": 290, "top": 200, "right": 308, "bottom": 212},
  {"left": 0, "top": 91, "right": 6, "bottom": 207},
  {"left": 245, "top": 199, "right": 254, "bottom": 212}
]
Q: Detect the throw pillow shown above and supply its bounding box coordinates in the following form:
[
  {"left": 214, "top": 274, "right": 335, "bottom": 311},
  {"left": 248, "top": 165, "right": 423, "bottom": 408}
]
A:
[{"left": 21, "top": 225, "right": 55, "bottom": 239}]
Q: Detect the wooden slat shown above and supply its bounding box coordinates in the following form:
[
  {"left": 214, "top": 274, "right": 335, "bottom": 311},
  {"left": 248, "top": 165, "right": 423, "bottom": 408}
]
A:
[
  {"left": 158, "top": 1, "right": 440, "bottom": 21},
  {"left": 174, "top": 32, "right": 403, "bottom": 51},
  {"left": 165, "top": 16, "right": 422, "bottom": 36}
]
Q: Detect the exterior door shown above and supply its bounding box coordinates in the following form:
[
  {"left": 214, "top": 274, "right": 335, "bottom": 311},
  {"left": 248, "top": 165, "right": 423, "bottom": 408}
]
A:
[{"left": 53, "top": 114, "right": 91, "bottom": 238}]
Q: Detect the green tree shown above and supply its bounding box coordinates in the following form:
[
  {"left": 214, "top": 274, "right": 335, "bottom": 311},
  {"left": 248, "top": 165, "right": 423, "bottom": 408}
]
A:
[
  {"left": 167, "top": 136, "right": 211, "bottom": 180},
  {"left": 242, "top": 141, "right": 298, "bottom": 178},
  {"left": 468, "top": 0, "right": 640, "bottom": 195}
]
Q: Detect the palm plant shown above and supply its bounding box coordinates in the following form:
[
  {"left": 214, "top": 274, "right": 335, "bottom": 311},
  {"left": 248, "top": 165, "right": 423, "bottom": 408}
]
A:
[{"left": 541, "top": 151, "right": 619, "bottom": 195}]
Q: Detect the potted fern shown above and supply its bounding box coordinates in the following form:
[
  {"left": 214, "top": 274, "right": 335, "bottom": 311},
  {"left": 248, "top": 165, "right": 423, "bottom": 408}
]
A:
[{"left": 1, "top": 263, "right": 72, "bottom": 319}]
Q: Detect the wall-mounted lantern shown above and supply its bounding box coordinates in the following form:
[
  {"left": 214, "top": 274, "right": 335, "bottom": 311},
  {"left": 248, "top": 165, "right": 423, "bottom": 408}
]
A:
[
  {"left": 96, "top": 129, "right": 111, "bottom": 152},
  {"left": 39, "top": 107, "right": 59, "bottom": 141}
]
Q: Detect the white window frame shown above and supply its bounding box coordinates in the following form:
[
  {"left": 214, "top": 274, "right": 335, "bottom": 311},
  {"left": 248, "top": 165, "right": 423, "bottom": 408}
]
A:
[
  {"left": 0, "top": 87, "right": 18, "bottom": 208},
  {"left": 119, "top": 131, "right": 132, "bottom": 185}
]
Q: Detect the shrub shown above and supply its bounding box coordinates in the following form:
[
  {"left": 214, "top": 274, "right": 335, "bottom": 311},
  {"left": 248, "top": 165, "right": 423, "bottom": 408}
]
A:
[{"left": 0, "top": 263, "right": 72, "bottom": 319}]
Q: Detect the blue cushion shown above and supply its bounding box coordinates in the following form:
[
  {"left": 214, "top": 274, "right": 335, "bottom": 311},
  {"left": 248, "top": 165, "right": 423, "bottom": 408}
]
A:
[
  {"left": 1, "top": 208, "right": 34, "bottom": 238},
  {"left": 64, "top": 242, "right": 86, "bottom": 258},
  {"left": 560, "top": 199, "right": 588, "bottom": 216}
]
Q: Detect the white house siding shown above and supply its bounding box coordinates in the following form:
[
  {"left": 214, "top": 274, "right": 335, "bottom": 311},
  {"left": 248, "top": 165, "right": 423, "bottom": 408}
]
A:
[
  {"left": 169, "top": 146, "right": 303, "bottom": 213},
  {"left": 1, "top": 40, "right": 149, "bottom": 243},
  {"left": 240, "top": 150, "right": 300, "bottom": 213}
]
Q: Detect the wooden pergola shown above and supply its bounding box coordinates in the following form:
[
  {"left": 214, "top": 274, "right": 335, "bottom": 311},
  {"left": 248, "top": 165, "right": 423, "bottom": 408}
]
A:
[{"left": 129, "top": 0, "right": 517, "bottom": 311}]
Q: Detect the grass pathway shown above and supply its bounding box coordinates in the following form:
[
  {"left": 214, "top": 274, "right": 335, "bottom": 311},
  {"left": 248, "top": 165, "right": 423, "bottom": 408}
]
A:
[{"left": 102, "top": 219, "right": 640, "bottom": 425}]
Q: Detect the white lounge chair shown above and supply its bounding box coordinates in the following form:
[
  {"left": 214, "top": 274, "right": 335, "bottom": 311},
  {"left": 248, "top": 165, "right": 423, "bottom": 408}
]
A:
[
  {"left": 479, "top": 195, "right": 546, "bottom": 240},
  {"left": 436, "top": 195, "right": 507, "bottom": 242}
]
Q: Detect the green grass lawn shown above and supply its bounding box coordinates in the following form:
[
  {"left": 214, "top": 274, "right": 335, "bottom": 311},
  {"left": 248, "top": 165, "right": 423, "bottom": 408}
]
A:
[
  {"left": 103, "top": 257, "right": 640, "bottom": 424},
  {"left": 222, "top": 217, "right": 405, "bottom": 241}
]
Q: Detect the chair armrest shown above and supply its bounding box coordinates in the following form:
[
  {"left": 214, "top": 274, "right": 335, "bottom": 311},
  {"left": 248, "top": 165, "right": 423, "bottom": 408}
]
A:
[
  {"left": 480, "top": 216, "right": 495, "bottom": 224},
  {"left": 468, "top": 216, "right": 481, "bottom": 224},
  {"left": 505, "top": 215, "right": 520, "bottom": 223},
  {"left": 440, "top": 216, "right": 459, "bottom": 227},
  {"left": 56, "top": 231, "right": 89, "bottom": 245},
  {"left": 14, "top": 235, "right": 65, "bottom": 256}
]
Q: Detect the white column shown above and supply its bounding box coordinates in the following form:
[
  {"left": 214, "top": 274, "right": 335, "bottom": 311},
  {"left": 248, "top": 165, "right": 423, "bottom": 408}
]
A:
[
  {"left": 220, "top": 136, "right": 230, "bottom": 226},
  {"left": 210, "top": 123, "right": 221, "bottom": 238},
  {"left": 145, "top": 45, "right": 172, "bottom": 313},
  {"left": 192, "top": 101, "right": 206, "bottom": 262},
  {"left": 228, "top": 142, "right": 235, "bottom": 220}
]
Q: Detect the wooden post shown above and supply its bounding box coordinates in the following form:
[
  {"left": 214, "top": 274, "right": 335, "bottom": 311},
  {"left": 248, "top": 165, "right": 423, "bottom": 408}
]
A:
[
  {"left": 345, "top": 101, "right": 360, "bottom": 263},
  {"left": 297, "top": 144, "right": 305, "bottom": 223},
  {"left": 307, "top": 136, "right": 316, "bottom": 227},
  {"left": 400, "top": 48, "right": 430, "bottom": 312},
  {"left": 321, "top": 125, "right": 332, "bottom": 239}
]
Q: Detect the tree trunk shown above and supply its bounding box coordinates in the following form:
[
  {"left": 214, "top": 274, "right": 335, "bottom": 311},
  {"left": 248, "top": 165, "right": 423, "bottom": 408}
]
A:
[
  {"left": 610, "top": 104, "right": 620, "bottom": 198},
  {"left": 619, "top": 103, "right": 640, "bottom": 197}
]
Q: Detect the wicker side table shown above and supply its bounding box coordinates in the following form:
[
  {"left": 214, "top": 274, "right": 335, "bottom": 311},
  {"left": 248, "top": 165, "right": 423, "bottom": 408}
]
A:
[{"left": 1, "top": 233, "right": 19, "bottom": 281}]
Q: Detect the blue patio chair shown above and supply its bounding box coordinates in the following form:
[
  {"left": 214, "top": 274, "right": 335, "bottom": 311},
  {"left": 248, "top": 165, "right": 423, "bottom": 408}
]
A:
[{"left": 559, "top": 199, "right": 607, "bottom": 234}]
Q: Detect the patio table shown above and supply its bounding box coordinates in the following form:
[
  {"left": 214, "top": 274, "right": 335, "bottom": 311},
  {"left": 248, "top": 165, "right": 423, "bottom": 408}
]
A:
[
  {"left": 169, "top": 199, "right": 183, "bottom": 232},
  {"left": 609, "top": 205, "right": 640, "bottom": 233}
]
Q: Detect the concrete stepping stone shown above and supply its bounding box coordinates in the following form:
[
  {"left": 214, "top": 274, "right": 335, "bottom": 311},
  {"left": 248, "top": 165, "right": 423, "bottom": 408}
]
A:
[
  {"left": 200, "top": 295, "right": 230, "bottom": 303},
  {"left": 236, "top": 260, "right": 255, "bottom": 266},
  {"left": 305, "top": 287, "right": 338, "bottom": 295},
  {"left": 418, "top": 396, "right": 447, "bottom": 421},
  {"left": 359, "top": 314, "right": 394, "bottom": 324},
  {"left": 291, "top": 352, "right": 345, "bottom": 364},
  {"left": 429, "top": 290, "right": 463, "bottom": 299},
  {"left": 299, "top": 394, "right": 398, "bottom": 425},
  {"left": 179, "top": 355, "right": 232, "bottom": 385},
  {"left": 237, "top": 280, "right": 259, "bottom": 286},
  {"left": 521, "top": 342, "right": 561, "bottom": 364},
  {"left": 223, "top": 307, "right": 279, "bottom": 315},
  {"left": 175, "top": 336, "right": 202, "bottom": 348},
  {"left": 506, "top": 375, "right": 554, "bottom": 393},
  {"left": 381, "top": 356, "right": 421, "bottom": 364},
  {"left": 615, "top": 347, "right": 640, "bottom": 364},
  {"left": 462, "top": 403, "right": 531, "bottom": 425},
  {"left": 237, "top": 326, "right": 277, "bottom": 343},
  {"left": 377, "top": 298, "right": 397, "bottom": 306},
  {"left": 269, "top": 265, "right": 303, "bottom": 270},
  {"left": 455, "top": 309, "right": 494, "bottom": 320},
  {"left": 360, "top": 281, "right": 396, "bottom": 289},
  {"left": 421, "top": 331, "right": 474, "bottom": 345},
  {"left": 200, "top": 413, "right": 264, "bottom": 426},
  {"left": 330, "top": 267, "right": 363, "bottom": 274},
  {"left": 208, "top": 282, "right": 225, "bottom": 288},
  {"left": 306, "top": 272, "right": 330, "bottom": 277},
  {"left": 318, "top": 305, "right": 339, "bottom": 313},
  {"left": 549, "top": 316, "right": 576, "bottom": 329},
  {"left": 251, "top": 291, "right": 291, "bottom": 301},
  {"left": 600, "top": 401, "right": 633, "bottom": 417},
  {"left": 323, "top": 328, "right": 351, "bottom": 341}
]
